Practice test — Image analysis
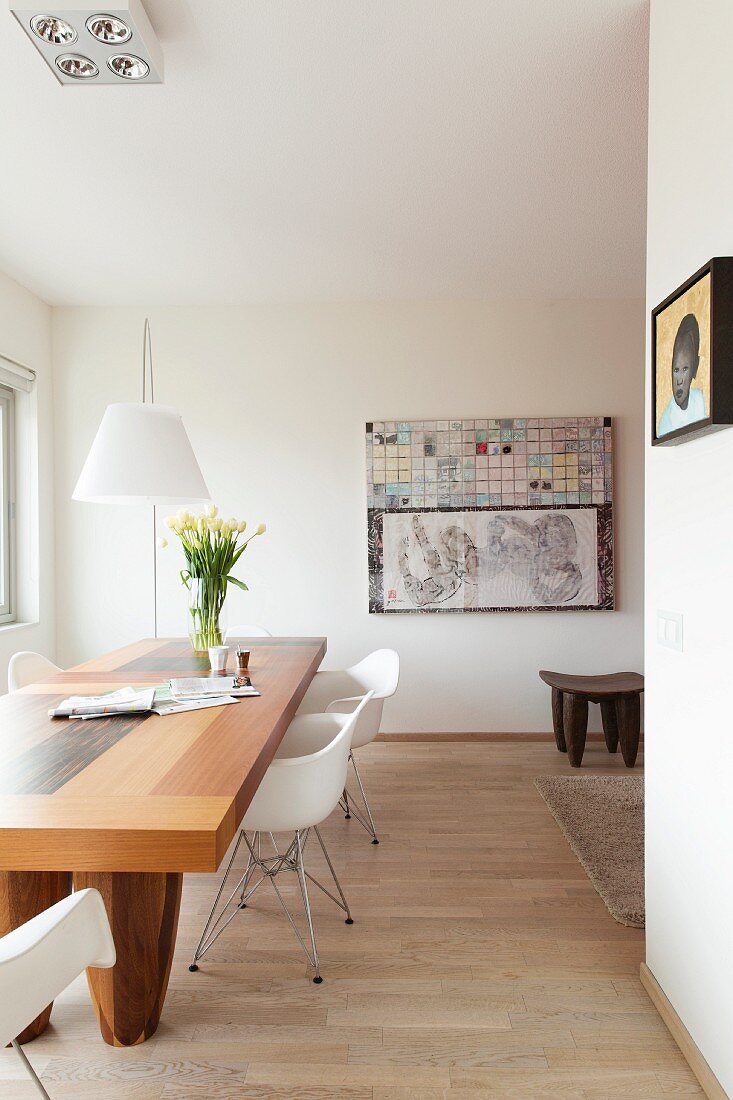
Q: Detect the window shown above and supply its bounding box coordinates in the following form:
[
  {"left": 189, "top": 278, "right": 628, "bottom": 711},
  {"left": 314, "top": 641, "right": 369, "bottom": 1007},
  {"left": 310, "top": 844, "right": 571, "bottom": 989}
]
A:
[
  {"left": 0, "top": 355, "right": 34, "bottom": 626},
  {"left": 0, "top": 384, "right": 15, "bottom": 622}
]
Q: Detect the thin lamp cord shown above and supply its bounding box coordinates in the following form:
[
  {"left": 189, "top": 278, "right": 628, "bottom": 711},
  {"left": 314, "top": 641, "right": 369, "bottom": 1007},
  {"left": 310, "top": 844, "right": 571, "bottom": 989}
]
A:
[
  {"left": 142, "top": 316, "right": 154, "bottom": 403},
  {"left": 142, "top": 317, "right": 158, "bottom": 639}
]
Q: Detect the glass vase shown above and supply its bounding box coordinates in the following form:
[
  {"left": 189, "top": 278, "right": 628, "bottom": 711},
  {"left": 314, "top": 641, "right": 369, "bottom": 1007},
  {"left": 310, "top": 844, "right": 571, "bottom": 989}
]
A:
[{"left": 187, "top": 576, "right": 227, "bottom": 653}]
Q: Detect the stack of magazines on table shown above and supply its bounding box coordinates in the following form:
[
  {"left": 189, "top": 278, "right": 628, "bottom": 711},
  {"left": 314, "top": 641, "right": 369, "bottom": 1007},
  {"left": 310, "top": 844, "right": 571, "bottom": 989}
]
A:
[{"left": 49, "top": 676, "right": 260, "bottom": 719}]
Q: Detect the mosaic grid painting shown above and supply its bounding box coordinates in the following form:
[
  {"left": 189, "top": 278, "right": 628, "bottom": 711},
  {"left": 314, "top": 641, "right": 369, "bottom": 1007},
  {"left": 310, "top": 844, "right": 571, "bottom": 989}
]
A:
[{"left": 366, "top": 417, "right": 614, "bottom": 613}]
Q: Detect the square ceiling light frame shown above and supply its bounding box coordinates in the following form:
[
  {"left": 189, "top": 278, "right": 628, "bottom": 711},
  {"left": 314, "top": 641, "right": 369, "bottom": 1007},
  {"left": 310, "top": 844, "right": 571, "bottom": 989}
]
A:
[{"left": 9, "top": 0, "right": 163, "bottom": 84}]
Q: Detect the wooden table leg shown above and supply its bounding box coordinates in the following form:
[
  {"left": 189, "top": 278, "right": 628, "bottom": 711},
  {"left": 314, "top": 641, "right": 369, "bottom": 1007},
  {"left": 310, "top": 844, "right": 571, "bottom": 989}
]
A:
[
  {"left": 551, "top": 688, "right": 567, "bottom": 752},
  {"left": 73, "top": 871, "right": 182, "bottom": 1047},
  {"left": 0, "top": 871, "right": 72, "bottom": 1043},
  {"left": 562, "top": 693, "right": 588, "bottom": 768},
  {"left": 600, "top": 699, "right": 620, "bottom": 753},
  {"left": 615, "top": 695, "right": 641, "bottom": 768}
]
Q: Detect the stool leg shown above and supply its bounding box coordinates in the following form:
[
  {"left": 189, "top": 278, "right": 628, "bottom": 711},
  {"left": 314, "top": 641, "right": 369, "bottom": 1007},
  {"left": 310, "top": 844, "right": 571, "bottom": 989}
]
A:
[
  {"left": 600, "top": 699, "right": 619, "bottom": 754},
  {"left": 562, "top": 693, "right": 588, "bottom": 768},
  {"left": 616, "top": 695, "right": 641, "bottom": 768},
  {"left": 551, "top": 688, "right": 567, "bottom": 752}
]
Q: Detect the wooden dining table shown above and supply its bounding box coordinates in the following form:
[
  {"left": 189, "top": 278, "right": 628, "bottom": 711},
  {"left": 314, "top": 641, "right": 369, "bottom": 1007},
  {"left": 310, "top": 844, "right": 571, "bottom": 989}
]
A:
[{"left": 0, "top": 635, "right": 326, "bottom": 1048}]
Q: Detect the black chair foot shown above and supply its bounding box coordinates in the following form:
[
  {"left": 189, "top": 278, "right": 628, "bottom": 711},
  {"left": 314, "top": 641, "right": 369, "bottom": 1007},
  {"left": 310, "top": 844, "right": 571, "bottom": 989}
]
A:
[
  {"left": 313, "top": 975, "right": 323, "bottom": 984},
  {"left": 188, "top": 963, "right": 199, "bottom": 972},
  {"left": 344, "top": 813, "right": 351, "bottom": 819},
  {"left": 372, "top": 838, "right": 380, "bottom": 844},
  {"left": 345, "top": 917, "right": 354, "bottom": 924}
]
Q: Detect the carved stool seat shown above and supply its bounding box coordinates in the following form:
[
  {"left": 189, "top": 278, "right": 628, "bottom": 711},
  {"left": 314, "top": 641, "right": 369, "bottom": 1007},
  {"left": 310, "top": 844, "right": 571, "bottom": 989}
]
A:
[{"left": 538, "top": 670, "right": 644, "bottom": 768}]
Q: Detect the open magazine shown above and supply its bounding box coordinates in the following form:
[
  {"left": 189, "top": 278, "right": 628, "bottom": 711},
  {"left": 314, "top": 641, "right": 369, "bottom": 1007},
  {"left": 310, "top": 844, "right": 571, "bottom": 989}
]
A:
[
  {"left": 152, "top": 686, "right": 241, "bottom": 716},
  {"left": 48, "top": 685, "right": 242, "bottom": 719},
  {"left": 49, "top": 686, "right": 156, "bottom": 718},
  {"left": 168, "top": 676, "right": 260, "bottom": 699}
]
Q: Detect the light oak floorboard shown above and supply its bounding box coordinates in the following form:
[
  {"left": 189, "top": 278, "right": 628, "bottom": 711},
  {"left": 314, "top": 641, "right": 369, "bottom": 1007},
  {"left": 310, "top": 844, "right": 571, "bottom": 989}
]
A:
[{"left": 10, "top": 742, "right": 704, "bottom": 1098}]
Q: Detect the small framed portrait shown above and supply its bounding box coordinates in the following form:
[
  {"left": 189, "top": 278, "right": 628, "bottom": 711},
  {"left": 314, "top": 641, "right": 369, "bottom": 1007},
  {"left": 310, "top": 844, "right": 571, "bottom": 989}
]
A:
[{"left": 652, "top": 257, "right": 733, "bottom": 445}]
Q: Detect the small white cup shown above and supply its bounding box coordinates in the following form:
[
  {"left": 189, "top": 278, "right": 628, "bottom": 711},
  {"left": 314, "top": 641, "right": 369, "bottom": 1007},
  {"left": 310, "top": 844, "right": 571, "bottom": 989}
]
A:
[{"left": 208, "top": 645, "right": 230, "bottom": 673}]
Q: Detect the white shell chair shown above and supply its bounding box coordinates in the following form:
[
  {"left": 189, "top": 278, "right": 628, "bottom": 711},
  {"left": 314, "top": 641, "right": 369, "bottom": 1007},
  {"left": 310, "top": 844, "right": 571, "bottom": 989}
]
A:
[
  {"left": 0, "top": 889, "right": 116, "bottom": 1099},
  {"left": 190, "top": 692, "right": 374, "bottom": 984},
  {"left": 296, "top": 650, "right": 400, "bottom": 844},
  {"left": 8, "top": 652, "right": 62, "bottom": 693},
  {"left": 225, "top": 624, "right": 272, "bottom": 638}
]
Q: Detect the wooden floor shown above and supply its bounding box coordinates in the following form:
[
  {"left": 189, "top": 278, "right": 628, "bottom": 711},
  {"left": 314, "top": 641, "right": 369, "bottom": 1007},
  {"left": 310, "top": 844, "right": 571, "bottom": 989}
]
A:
[{"left": 0, "top": 740, "right": 702, "bottom": 1099}]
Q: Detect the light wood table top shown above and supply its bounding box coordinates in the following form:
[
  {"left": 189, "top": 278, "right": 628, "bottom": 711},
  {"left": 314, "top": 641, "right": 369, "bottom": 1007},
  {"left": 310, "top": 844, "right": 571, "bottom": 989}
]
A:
[{"left": 0, "top": 636, "right": 327, "bottom": 873}]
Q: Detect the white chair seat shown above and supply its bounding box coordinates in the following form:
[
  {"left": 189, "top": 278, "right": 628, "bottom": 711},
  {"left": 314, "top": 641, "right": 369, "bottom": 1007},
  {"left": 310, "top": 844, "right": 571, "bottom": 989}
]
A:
[
  {"left": 190, "top": 693, "right": 373, "bottom": 983},
  {"left": 8, "top": 652, "right": 62, "bottom": 693},
  {"left": 0, "top": 888, "right": 115, "bottom": 1097},
  {"left": 274, "top": 712, "right": 346, "bottom": 759},
  {"left": 296, "top": 650, "right": 400, "bottom": 842},
  {"left": 297, "top": 650, "right": 398, "bottom": 749},
  {"left": 245, "top": 712, "right": 357, "bottom": 833}
]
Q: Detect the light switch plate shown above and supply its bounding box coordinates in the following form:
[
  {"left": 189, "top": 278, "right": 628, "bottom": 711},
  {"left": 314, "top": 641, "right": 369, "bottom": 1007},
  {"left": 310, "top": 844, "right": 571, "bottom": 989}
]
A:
[{"left": 657, "top": 609, "right": 683, "bottom": 651}]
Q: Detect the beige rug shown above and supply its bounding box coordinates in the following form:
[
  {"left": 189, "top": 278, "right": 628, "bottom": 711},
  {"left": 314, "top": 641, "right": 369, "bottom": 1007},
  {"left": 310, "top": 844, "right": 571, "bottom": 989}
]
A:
[{"left": 534, "top": 775, "right": 644, "bottom": 928}]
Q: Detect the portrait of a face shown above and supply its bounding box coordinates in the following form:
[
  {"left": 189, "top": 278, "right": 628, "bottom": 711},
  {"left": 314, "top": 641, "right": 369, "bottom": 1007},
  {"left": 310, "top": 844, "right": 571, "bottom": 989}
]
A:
[
  {"left": 671, "top": 314, "right": 699, "bottom": 410},
  {"left": 655, "top": 271, "right": 711, "bottom": 440}
]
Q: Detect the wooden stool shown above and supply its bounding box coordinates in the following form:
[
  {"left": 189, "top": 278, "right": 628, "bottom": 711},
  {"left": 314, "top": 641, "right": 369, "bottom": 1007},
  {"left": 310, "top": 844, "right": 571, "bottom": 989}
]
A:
[{"left": 538, "top": 670, "right": 644, "bottom": 769}]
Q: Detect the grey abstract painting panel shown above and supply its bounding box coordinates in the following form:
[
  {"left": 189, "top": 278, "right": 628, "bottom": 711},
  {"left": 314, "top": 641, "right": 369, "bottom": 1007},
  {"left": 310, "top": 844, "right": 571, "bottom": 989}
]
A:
[{"left": 381, "top": 509, "right": 598, "bottom": 611}]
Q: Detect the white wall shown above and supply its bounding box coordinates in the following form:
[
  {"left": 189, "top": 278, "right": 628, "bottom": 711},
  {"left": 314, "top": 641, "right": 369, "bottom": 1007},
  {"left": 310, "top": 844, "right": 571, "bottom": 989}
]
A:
[
  {"left": 0, "top": 270, "right": 54, "bottom": 687},
  {"left": 645, "top": 1, "right": 733, "bottom": 1092},
  {"left": 52, "top": 300, "right": 644, "bottom": 732}
]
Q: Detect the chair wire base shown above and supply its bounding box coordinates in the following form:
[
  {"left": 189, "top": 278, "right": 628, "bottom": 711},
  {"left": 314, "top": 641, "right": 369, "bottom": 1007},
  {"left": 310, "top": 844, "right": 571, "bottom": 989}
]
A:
[
  {"left": 189, "top": 826, "right": 352, "bottom": 982},
  {"left": 339, "top": 750, "right": 380, "bottom": 844},
  {"left": 12, "top": 1040, "right": 51, "bottom": 1099}
]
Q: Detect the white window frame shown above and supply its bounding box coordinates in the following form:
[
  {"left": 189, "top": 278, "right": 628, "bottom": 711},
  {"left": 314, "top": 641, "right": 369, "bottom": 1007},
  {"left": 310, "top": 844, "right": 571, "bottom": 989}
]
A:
[
  {"left": 0, "top": 354, "right": 34, "bottom": 628},
  {"left": 0, "top": 383, "right": 16, "bottom": 623}
]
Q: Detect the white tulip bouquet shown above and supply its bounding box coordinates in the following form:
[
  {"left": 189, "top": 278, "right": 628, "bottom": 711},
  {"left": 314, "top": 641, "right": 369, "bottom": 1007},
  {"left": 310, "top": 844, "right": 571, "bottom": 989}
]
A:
[{"left": 163, "top": 505, "right": 266, "bottom": 652}]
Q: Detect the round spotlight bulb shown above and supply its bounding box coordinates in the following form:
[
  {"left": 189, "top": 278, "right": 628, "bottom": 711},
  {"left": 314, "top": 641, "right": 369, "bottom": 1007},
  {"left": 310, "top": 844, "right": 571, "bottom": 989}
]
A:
[
  {"left": 30, "top": 14, "right": 77, "bottom": 44},
  {"left": 108, "top": 53, "right": 149, "bottom": 80},
  {"left": 56, "top": 53, "right": 98, "bottom": 79},
  {"left": 86, "top": 14, "right": 131, "bottom": 44}
]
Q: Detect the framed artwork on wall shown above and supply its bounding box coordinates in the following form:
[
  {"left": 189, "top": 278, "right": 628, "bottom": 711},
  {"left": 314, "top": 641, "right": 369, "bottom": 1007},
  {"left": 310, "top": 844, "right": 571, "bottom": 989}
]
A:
[
  {"left": 366, "top": 417, "right": 614, "bottom": 614},
  {"left": 652, "top": 257, "right": 733, "bottom": 446}
]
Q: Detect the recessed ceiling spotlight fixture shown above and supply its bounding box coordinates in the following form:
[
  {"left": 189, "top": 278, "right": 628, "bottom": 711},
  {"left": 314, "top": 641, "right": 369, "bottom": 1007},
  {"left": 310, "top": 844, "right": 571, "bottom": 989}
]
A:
[
  {"left": 108, "top": 52, "right": 148, "bottom": 79},
  {"left": 55, "top": 51, "right": 97, "bottom": 77},
  {"left": 9, "top": 1, "right": 163, "bottom": 85},
  {"left": 86, "top": 13, "right": 130, "bottom": 43},
  {"left": 30, "top": 13, "right": 76, "bottom": 43}
]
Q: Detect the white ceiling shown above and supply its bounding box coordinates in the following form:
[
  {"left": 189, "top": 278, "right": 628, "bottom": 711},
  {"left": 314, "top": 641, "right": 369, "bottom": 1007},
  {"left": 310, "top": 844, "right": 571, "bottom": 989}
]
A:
[{"left": 0, "top": 0, "right": 649, "bottom": 306}]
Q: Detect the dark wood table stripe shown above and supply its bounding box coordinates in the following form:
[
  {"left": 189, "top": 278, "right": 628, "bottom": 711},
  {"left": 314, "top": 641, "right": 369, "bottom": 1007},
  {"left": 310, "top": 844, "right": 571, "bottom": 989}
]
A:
[{"left": 0, "top": 712, "right": 146, "bottom": 795}]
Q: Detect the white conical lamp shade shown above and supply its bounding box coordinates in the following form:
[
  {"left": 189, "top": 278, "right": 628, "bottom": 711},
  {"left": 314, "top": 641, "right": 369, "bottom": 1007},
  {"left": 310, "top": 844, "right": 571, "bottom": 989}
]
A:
[{"left": 73, "top": 402, "right": 210, "bottom": 505}]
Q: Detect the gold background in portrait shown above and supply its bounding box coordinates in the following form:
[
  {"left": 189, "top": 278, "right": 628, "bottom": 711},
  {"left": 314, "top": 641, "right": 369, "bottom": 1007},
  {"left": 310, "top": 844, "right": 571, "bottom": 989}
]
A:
[{"left": 655, "top": 271, "right": 711, "bottom": 435}]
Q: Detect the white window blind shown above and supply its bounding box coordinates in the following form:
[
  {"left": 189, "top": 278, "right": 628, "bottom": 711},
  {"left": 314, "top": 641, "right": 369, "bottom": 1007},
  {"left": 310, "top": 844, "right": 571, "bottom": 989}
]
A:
[
  {"left": 0, "top": 354, "right": 35, "bottom": 393},
  {"left": 0, "top": 384, "right": 14, "bottom": 620},
  {"left": 0, "top": 353, "right": 34, "bottom": 622}
]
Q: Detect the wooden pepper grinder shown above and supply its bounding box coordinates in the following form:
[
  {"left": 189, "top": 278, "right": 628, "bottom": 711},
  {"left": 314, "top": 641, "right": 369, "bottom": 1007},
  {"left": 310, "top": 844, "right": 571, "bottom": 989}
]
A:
[{"left": 235, "top": 646, "right": 251, "bottom": 683}]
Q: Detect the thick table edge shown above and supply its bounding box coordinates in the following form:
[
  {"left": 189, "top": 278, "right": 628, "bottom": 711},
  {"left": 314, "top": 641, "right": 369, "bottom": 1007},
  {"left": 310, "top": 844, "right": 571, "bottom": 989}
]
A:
[{"left": 0, "top": 829, "right": 223, "bottom": 873}]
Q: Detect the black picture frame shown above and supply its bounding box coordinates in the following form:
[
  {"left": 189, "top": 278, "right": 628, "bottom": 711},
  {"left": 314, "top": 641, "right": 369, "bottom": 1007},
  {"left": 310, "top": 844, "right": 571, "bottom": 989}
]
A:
[{"left": 652, "top": 256, "right": 733, "bottom": 446}]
